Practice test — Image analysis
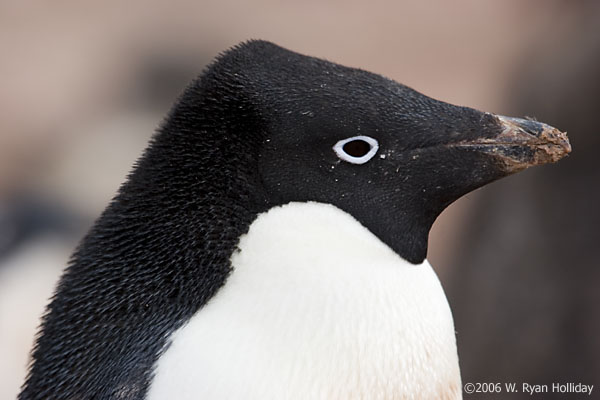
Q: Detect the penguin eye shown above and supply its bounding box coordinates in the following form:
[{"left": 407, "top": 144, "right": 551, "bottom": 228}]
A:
[{"left": 333, "top": 136, "right": 379, "bottom": 164}]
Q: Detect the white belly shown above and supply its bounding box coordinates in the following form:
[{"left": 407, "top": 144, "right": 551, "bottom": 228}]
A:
[{"left": 147, "top": 202, "right": 461, "bottom": 400}]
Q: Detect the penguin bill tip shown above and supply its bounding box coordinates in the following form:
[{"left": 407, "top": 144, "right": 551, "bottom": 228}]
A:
[{"left": 452, "top": 115, "right": 571, "bottom": 173}]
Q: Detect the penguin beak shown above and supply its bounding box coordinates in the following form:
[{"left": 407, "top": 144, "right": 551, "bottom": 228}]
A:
[{"left": 451, "top": 115, "right": 571, "bottom": 172}]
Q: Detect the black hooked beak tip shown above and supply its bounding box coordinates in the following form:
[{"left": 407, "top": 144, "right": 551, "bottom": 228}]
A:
[{"left": 452, "top": 114, "right": 572, "bottom": 172}]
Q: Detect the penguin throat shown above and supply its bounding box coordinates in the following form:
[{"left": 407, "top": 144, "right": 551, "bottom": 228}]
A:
[{"left": 148, "top": 202, "right": 461, "bottom": 399}]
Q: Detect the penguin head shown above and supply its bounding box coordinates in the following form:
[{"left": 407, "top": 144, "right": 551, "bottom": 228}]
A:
[{"left": 165, "top": 40, "right": 570, "bottom": 264}]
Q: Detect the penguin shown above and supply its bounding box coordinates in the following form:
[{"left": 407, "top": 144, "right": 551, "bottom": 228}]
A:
[{"left": 20, "top": 40, "right": 571, "bottom": 400}]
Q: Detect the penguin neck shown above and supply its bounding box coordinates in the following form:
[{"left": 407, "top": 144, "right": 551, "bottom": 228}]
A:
[
  {"left": 147, "top": 96, "right": 271, "bottom": 215},
  {"left": 20, "top": 102, "right": 273, "bottom": 399}
]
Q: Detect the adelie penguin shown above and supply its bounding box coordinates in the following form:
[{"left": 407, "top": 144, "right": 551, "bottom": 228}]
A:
[{"left": 20, "top": 41, "right": 571, "bottom": 400}]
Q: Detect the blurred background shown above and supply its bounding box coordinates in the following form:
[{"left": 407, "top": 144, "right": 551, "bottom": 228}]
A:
[{"left": 1, "top": 1, "right": 598, "bottom": 398}]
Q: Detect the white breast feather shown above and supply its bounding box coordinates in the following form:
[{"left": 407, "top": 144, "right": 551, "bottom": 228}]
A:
[{"left": 147, "top": 202, "right": 461, "bottom": 400}]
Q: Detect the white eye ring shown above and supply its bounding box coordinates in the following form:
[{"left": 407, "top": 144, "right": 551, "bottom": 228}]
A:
[{"left": 333, "top": 135, "right": 379, "bottom": 164}]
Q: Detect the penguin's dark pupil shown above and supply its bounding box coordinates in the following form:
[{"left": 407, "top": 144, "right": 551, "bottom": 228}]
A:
[{"left": 343, "top": 140, "right": 371, "bottom": 157}]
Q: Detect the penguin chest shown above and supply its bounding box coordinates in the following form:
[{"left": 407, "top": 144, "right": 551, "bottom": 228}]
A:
[{"left": 148, "top": 202, "right": 461, "bottom": 400}]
